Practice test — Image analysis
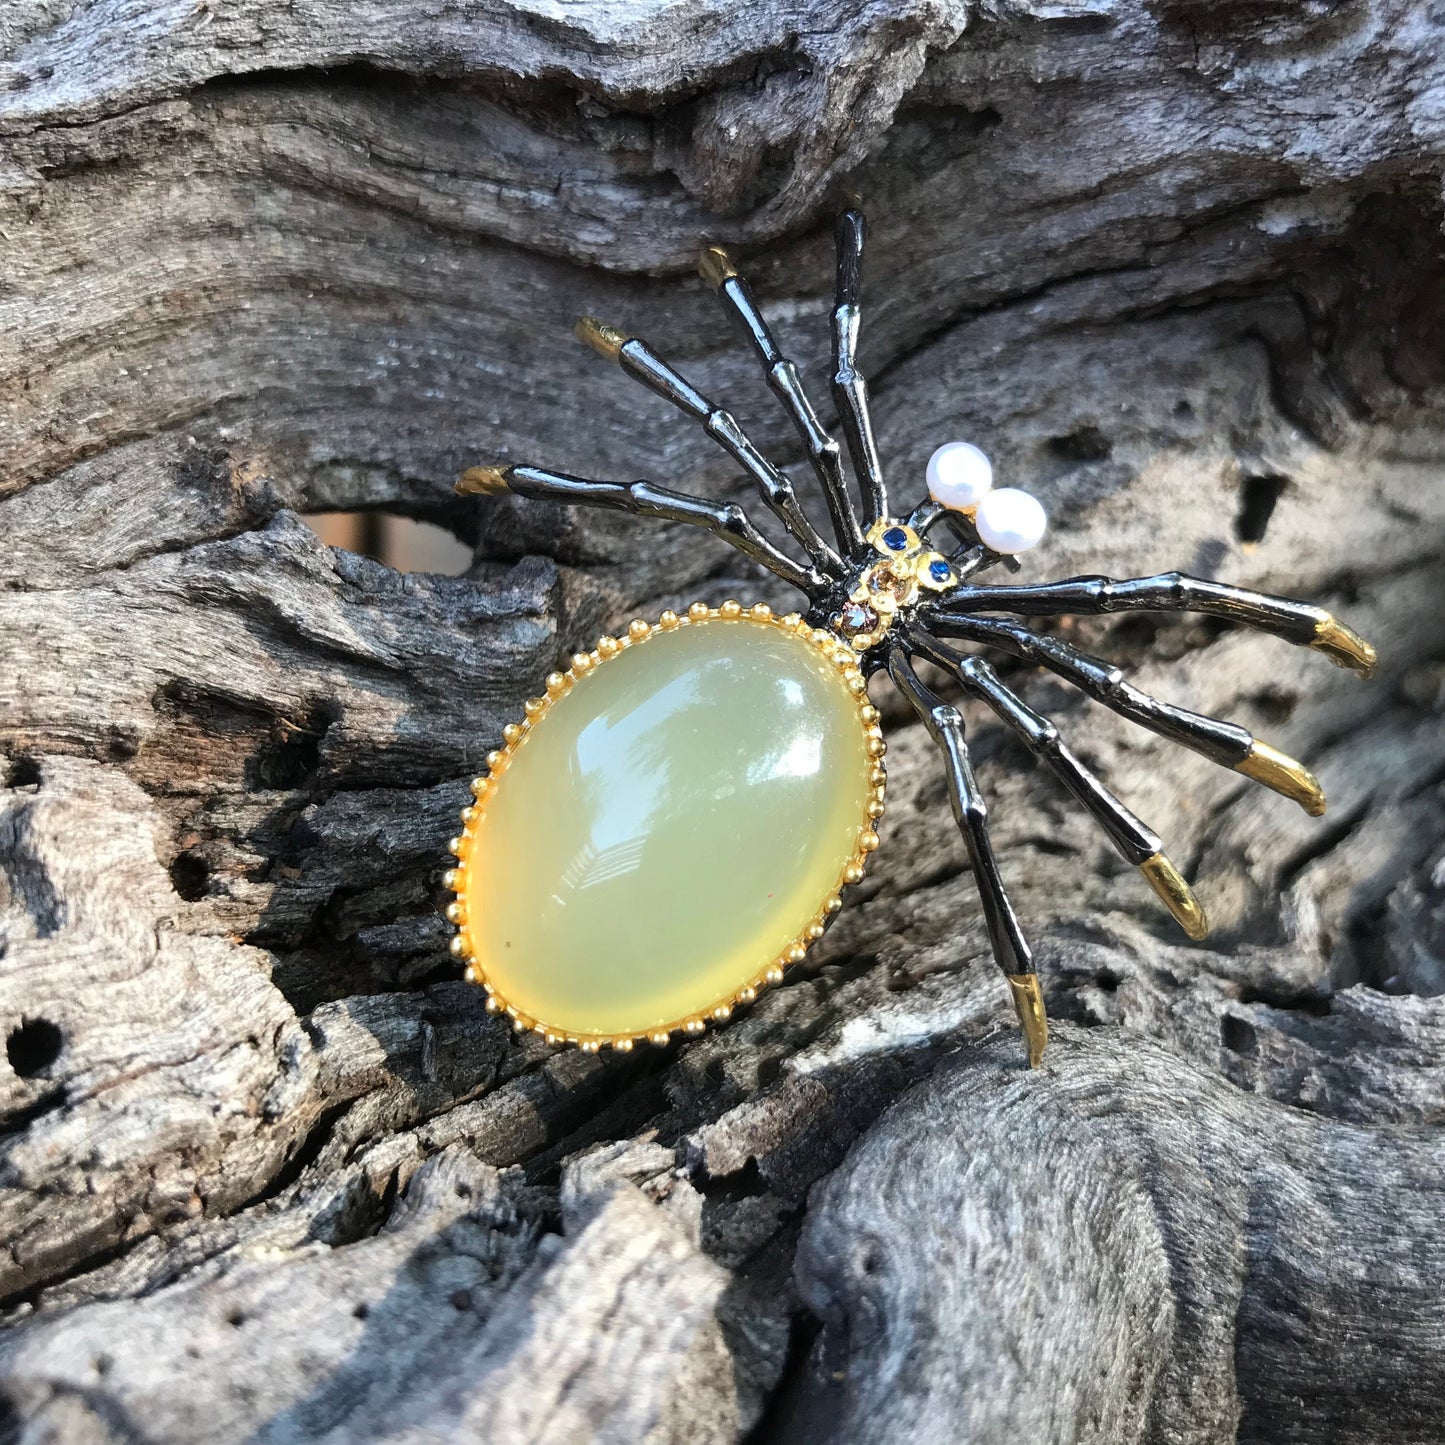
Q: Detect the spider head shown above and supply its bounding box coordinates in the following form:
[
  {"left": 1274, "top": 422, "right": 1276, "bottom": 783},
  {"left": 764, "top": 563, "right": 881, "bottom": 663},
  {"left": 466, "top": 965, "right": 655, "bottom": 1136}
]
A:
[
  {"left": 864, "top": 518, "right": 962, "bottom": 598},
  {"left": 828, "top": 443, "right": 1050, "bottom": 652},
  {"left": 832, "top": 519, "right": 961, "bottom": 651}
]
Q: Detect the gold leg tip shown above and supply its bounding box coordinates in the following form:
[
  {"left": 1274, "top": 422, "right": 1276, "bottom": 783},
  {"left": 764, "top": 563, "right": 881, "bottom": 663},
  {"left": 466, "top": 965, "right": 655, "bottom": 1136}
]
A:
[
  {"left": 1006, "top": 973, "right": 1048, "bottom": 1068},
  {"left": 456, "top": 465, "right": 510, "bottom": 496},
  {"left": 575, "top": 316, "right": 627, "bottom": 361},
  {"left": 1138, "top": 853, "right": 1209, "bottom": 940},
  {"left": 1236, "top": 740, "right": 1326, "bottom": 818},
  {"left": 1312, "top": 615, "right": 1377, "bottom": 677},
  {"left": 698, "top": 245, "right": 738, "bottom": 287}
]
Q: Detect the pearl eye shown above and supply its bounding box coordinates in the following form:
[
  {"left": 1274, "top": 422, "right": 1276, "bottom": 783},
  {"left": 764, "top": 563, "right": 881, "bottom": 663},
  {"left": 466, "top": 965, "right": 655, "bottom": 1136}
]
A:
[
  {"left": 927, "top": 441, "right": 993, "bottom": 512},
  {"left": 975, "top": 488, "right": 1047, "bottom": 554}
]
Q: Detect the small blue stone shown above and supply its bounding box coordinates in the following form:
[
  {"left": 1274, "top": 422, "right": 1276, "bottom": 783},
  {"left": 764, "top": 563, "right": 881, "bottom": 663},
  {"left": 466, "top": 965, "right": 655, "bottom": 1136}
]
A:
[
  {"left": 929, "top": 559, "right": 953, "bottom": 583},
  {"left": 883, "top": 527, "right": 909, "bottom": 552}
]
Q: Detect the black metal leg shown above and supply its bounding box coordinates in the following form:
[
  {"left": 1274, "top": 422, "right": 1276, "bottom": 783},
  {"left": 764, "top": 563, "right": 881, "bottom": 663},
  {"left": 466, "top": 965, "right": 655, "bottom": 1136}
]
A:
[
  {"left": 699, "top": 246, "right": 866, "bottom": 556},
  {"left": 832, "top": 210, "right": 889, "bottom": 527},
  {"left": 938, "top": 571, "right": 1375, "bottom": 675},
  {"left": 573, "top": 319, "right": 842, "bottom": 580},
  {"left": 456, "top": 463, "right": 820, "bottom": 599},
  {"left": 887, "top": 645, "right": 1046, "bottom": 1067},
  {"left": 906, "top": 496, "right": 977, "bottom": 559},
  {"left": 923, "top": 613, "right": 1327, "bottom": 816},
  {"left": 906, "top": 627, "right": 1208, "bottom": 939},
  {"left": 903, "top": 497, "right": 1023, "bottom": 579}
]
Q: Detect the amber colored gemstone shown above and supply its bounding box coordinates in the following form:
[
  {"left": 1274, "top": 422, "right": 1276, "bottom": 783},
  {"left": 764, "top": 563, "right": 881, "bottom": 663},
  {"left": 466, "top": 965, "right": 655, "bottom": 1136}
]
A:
[
  {"left": 460, "top": 615, "right": 874, "bottom": 1040},
  {"left": 867, "top": 563, "right": 917, "bottom": 609},
  {"left": 836, "top": 600, "right": 881, "bottom": 638}
]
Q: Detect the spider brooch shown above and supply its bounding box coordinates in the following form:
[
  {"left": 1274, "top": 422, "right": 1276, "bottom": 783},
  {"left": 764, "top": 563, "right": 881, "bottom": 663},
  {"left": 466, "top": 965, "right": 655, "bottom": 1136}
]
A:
[{"left": 444, "top": 209, "right": 1376, "bottom": 1067}]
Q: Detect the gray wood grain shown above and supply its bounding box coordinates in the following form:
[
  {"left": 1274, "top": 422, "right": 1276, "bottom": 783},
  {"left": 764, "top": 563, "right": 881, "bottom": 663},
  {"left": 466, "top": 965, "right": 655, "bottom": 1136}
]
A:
[{"left": 1, "top": 0, "right": 1443, "bottom": 1439}]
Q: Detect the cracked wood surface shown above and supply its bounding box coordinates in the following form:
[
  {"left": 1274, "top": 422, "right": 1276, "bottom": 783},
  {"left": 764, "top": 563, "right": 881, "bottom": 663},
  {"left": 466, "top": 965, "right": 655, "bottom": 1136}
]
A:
[{"left": 1, "top": 0, "right": 1443, "bottom": 1440}]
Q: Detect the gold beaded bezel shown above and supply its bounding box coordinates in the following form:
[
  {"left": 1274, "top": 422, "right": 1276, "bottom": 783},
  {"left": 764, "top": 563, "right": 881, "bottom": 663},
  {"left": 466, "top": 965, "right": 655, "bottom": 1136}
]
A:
[{"left": 442, "top": 600, "right": 887, "bottom": 1053}]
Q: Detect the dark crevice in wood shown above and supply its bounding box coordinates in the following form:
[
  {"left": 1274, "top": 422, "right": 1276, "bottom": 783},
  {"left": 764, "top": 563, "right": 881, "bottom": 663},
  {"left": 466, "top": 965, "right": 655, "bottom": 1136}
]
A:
[
  {"left": 1234, "top": 473, "right": 1290, "bottom": 545},
  {"left": 1232, "top": 985, "right": 1333, "bottom": 1019},
  {"left": 166, "top": 850, "right": 212, "bottom": 903},
  {"left": 743, "top": 1310, "right": 828, "bottom": 1445},
  {"left": 235, "top": 1101, "right": 354, "bottom": 1220},
  {"left": 1, "top": 759, "right": 41, "bottom": 790},
  {"left": 4, "top": 1021, "right": 63, "bottom": 1080},
  {"left": 1046, "top": 424, "right": 1113, "bottom": 462},
  {"left": 0, "top": 1084, "right": 67, "bottom": 1142}
]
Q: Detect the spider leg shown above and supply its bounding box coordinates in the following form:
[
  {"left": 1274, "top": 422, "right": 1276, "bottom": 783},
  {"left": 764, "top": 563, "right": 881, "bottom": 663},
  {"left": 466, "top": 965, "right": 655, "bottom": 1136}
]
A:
[
  {"left": 456, "top": 463, "right": 822, "bottom": 598},
  {"left": 905, "top": 626, "right": 1207, "bottom": 939},
  {"left": 922, "top": 613, "right": 1327, "bottom": 816},
  {"left": 902, "top": 499, "right": 1023, "bottom": 579},
  {"left": 833, "top": 210, "right": 890, "bottom": 527},
  {"left": 905, "top": 496, "right": 977, "bottom": 558},
  {"left": 699, "top": 246, "right": 865, "bottom": 556},
  {"left": 938, "top": 572, "right": 1375, "bottom": 676},
  {"left": 887, "top": 643, "right": 1047, "bottom": 1068},
  {"left": 572, "top": 319, "right": 843, "bottom": 579}
]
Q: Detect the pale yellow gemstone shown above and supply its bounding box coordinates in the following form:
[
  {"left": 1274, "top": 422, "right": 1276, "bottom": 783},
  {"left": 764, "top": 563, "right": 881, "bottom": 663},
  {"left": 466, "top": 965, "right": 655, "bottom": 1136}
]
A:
[{"left": 462, "top": 617, "right": 872, "bottom": 1039}]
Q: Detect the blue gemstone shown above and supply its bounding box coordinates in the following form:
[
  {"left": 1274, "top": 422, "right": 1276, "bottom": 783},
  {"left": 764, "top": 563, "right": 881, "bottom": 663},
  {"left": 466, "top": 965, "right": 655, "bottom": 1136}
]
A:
[
  {"left": 929, "top": 559, "right": 953, "bottom": 583},
  {"left": 883, "top": 527, "right": 909, "bottom": 552}
]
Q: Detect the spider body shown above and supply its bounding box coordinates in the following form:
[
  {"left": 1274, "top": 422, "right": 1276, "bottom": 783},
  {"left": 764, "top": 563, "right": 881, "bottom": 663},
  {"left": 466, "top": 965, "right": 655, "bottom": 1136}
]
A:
[
  {"left": 445, "top": 604, "right": 883, "bottom": 1050},
  {"left": 449, "top": 209, "right": 1375, "bottom": 1066}
]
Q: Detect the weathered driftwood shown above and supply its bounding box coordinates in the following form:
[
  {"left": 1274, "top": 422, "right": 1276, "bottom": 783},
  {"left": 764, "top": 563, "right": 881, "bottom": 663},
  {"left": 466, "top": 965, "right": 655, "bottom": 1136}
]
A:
[{"left": 1, "top": 0, "right": 1444, "bottom": 1439}]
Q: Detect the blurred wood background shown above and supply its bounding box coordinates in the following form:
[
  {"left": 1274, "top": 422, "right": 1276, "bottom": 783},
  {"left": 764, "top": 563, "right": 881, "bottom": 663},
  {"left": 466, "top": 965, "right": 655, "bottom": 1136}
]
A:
[
  {"left": 305, "top": 513, "right": 472, "bottom": 576},
  {"left": 1, "top": 1, "right": 1443, "bottom": 1441}
]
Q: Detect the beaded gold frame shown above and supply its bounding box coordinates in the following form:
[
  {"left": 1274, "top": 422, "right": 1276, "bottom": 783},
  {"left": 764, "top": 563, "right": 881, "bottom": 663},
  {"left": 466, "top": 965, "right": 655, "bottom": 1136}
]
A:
[{"left": 441, "top": 600, "right": 887, "bottom": 1052}]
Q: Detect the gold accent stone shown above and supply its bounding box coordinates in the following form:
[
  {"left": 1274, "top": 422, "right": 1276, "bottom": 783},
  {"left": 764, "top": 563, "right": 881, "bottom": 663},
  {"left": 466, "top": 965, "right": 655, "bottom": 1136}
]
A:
[{"left": 459, "top": 613, "right": 876, "bottom": 1042}]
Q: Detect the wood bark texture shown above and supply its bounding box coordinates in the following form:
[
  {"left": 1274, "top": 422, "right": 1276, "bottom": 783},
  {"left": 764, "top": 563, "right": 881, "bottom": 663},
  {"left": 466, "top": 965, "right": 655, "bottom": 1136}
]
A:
[{"left": 1, "top": 1, "right": 1443, "bottom": 1441}]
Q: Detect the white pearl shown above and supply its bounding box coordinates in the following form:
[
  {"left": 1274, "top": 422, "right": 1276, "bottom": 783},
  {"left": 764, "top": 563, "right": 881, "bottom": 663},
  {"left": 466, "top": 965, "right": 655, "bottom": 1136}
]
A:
[
  {"left": 926, "top": 441, "right": 993, "bottom": 512},
  {"left": 975, "top": 488, "right": 1047, "bottom": 554}
]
